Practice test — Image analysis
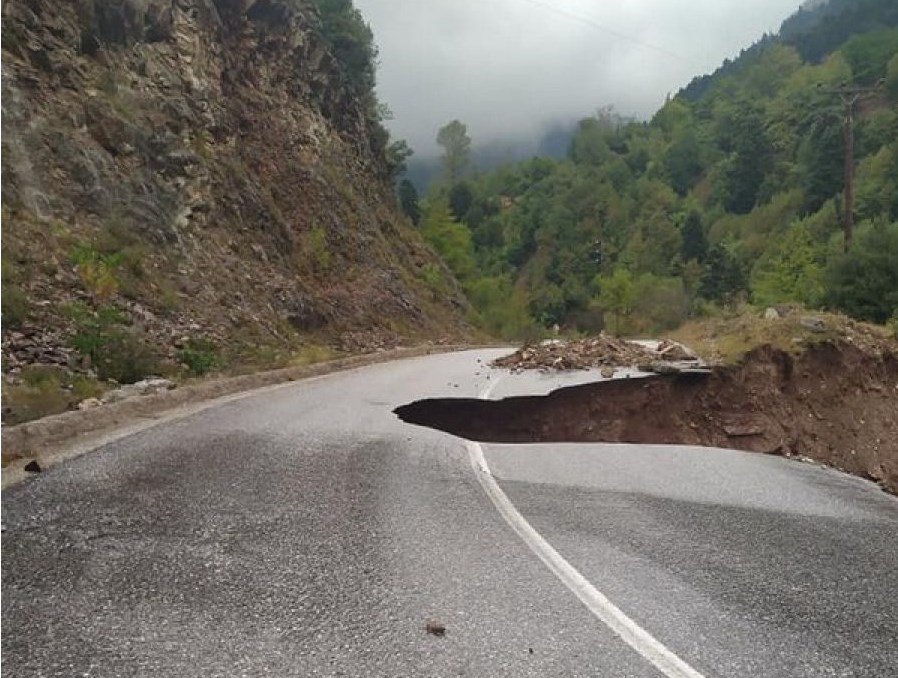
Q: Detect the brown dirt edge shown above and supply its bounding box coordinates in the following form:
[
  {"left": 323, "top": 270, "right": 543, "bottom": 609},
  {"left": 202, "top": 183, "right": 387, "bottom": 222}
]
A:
[
  {"left": 1, "top": 344, "right": 485, "bottom": 489},
  {"left": 396, "top": 341, "right": 898, "bottom": 495}
]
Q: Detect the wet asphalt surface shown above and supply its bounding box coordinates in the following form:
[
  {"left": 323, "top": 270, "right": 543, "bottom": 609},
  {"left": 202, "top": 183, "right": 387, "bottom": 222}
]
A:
[{"left": 3, "top": 349, "right": 898, "bottom": 677}]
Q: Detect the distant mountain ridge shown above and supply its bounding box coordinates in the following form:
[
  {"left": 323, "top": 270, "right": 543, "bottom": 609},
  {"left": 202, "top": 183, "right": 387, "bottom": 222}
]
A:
[
  {"left": 405, "top": 120, "right": 580, "bottom": 191},
  {"left": 681, "top": 0, "right": 898, "bottom": 101}
]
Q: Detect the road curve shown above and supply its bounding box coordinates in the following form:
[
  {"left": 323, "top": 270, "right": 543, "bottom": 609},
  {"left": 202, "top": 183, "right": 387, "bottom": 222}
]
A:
[{"left": 2, "top": 349, "right": 897, "bottom": 677}]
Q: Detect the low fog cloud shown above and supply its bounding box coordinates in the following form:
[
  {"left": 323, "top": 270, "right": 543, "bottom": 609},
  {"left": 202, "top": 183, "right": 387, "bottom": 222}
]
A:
[{"left": 353, "top": 0, "right": 799, "bottom": 155}]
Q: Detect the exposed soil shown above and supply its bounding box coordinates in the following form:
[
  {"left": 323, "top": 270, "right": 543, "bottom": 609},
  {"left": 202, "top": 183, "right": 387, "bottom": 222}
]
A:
[{"left": 397, "top": 341, "right": 898, "bottom": 494}]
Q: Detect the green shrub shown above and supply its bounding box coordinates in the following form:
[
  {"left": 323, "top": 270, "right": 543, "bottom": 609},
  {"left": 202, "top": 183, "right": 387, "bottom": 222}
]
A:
[
  {"left": 825, "top": 222, "right": 898, "bottom": 323},
  {"left": 178, "top": 338, "right": 219, "bottom": 377},
  {"left": 887, "top": 314, "right": 898, "bottom": 340},
  {"left": 465, "top": 276, "right": 544, "bottom": 341},
  {"left": 420, "top": 202, "right": 477, "bottom": 281},
  {"left": 2, "top": 284, "right": 29, "bottom": 328},
  {"left": 529, "top": 283, "right": 566, "bottom": 326},
  {"left": 76, "top": 327, "right": 159, "bottom": 383},
  {"left": 419, "top": 263, "right": 447, "bottom": 298},
  {"left": 306, "top": 224, "right": 332, "bottom": 273},
  {"left": 63, "top": 302, "right": 160, "bottom": 383},
  {"left": 70, "top": 243, "right": 123, "bottom": 300},
  {"left": 632, "top": 274, "right": 690, "bottom": 332},
  {"left": 750, "top": 219, "right": 828, "bottom": 309},
  {"left": 595, "top": 269, "right": 635, "bottom": 335}
]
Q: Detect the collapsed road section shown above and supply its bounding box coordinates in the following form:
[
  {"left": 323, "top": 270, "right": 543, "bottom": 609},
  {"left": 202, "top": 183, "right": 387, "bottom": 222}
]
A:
[{"left": 396, "top": 342, "right": 898, "bottom": 494}]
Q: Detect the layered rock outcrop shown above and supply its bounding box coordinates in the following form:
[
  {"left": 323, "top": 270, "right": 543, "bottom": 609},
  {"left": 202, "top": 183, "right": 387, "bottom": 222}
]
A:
[{"left": 2, "top": 0, "right": 467, "bottom": 384}]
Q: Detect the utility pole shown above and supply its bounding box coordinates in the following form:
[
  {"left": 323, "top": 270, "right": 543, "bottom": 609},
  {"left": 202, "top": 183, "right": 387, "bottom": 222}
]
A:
[
  {"left": 823, "top": 82, "right": 884, "bottom": 252},
  {"left": 841, "top": 88, "right": 859, "bottom": 252}
]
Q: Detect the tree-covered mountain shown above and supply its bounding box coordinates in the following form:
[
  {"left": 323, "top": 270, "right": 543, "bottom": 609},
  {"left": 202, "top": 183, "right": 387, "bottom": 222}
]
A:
[
  {"left": 412, "top": 0, "right": 898, "bottom": 338},
  {"left": 683, "top": 0, "right": 898, "bottom": 100}
]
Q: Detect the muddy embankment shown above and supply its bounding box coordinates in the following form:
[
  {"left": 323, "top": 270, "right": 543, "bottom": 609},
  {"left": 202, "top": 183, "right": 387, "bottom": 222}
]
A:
[{"left": 396, "top": 342, "right": 898, "bottom": 494}]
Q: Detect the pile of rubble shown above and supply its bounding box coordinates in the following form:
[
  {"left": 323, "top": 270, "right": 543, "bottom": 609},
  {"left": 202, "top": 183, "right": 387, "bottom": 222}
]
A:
[
  {"left": 493, "top": 335, "right": 701, "bottom": 372},
  {"left": 337, "top": 330, "right": 402, "bottom": 354},
  {"left": 492, "top": 336, "right": 703, "bottom": 373}
]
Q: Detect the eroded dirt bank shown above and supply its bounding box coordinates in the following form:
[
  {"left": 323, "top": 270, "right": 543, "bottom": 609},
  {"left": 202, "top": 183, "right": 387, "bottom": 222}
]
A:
[{"left": 396, "top": 342, "right": 898, "bottom": 493}]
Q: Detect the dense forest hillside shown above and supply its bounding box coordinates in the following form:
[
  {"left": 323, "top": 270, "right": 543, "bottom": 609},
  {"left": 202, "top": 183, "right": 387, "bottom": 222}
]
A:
[
  {"left": 1, "top": 0, "right": 469, "bottom": 422},
  {"left": 412, "top": 0, "right": 898, "bottom": 338}
]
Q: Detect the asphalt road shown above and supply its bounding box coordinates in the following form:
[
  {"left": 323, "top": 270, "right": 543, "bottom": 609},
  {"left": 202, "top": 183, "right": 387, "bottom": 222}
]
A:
[{"left": 3, "top": 349, "right": 897, "bottom": 677}]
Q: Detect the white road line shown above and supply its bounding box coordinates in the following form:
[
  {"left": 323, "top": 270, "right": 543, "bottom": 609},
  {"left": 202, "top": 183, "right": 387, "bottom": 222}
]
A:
[{"left": 470, "top": 377, "right": 705, "bottom": 678}]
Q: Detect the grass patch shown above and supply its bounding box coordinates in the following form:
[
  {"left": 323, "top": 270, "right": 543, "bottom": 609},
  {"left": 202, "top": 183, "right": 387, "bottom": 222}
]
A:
[
  {"left": 289, "top": 344, "right": 339, "bottom": 367},
  {"left": 222, "top": 340, "right": 341, "bottom": 376},
  {"left": 2, "top": 283, "right": 29, "bottom": 328},
  {"left": 668, "top": 305, "right": 891, "bottom": 364},
  {"left": 151, "top": 279, "right": 182, "bottom": 316},
  {"left": 98, "top": 68, "right": 140, "bottom": 121},
  {"left": 2, "top": 255, "right": 30, "bottom": 328},
  {"left": 225, "top": 343, "right": 292, "bottom": 374},
  {"left": 2, "top": 366, "right": 107, "bottom": 425}
]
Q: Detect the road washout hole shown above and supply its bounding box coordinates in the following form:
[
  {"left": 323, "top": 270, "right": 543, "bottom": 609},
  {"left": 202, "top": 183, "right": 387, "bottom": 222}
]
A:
[{"left": 394, "top": 343, "right": 898, "bottom": 494}]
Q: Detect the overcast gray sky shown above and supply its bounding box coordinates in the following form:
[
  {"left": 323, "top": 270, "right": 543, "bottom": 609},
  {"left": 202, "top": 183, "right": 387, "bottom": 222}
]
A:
[{"left": 353, "top": 0, "right": 801, "bottom": 156}]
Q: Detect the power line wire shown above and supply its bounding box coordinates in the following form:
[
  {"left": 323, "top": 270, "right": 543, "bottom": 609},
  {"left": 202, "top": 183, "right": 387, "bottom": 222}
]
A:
[{"left": 515, "top": 0, "right": 691, "bottom": 63}]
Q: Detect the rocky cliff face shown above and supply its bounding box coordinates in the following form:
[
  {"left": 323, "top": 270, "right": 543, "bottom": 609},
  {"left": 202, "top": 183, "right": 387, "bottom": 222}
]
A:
[{"left": 1, "top": 0, "right": 468, "bottom": 399}]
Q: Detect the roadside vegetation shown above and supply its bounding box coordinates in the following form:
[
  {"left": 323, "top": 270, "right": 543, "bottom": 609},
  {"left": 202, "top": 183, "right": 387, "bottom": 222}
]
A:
[{"left": 2, "top": 365, "right": 106, "bottom": 425}]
